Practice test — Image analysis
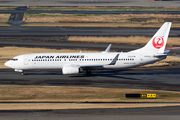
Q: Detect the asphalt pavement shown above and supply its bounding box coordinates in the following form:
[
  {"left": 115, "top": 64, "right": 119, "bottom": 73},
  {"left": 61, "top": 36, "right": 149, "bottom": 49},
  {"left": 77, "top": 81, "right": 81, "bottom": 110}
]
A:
[
  {"left": 1, "top": 67, "right": 180, "bottom": 91},
  {"left": 0, "top": 26, "right": 179, "bottom": 37},
  {"left": 0, "top": 0, "right": 179, "bottom": 7},
  {"left": 0, "top": 106, "right": 180, "bottom": 120}
]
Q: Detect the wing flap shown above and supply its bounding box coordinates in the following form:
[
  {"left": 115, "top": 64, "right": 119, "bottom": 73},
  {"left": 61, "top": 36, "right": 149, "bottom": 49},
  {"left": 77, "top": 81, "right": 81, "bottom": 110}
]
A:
[{"left": 79, "top": 64, "right": 106, "bottom": 68}]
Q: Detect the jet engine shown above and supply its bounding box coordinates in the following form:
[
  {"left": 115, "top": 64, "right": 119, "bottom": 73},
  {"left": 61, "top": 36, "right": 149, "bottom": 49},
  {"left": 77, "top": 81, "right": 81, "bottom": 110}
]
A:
[{"left": 62, "top": 66, "right": 79, "bottom": 74}]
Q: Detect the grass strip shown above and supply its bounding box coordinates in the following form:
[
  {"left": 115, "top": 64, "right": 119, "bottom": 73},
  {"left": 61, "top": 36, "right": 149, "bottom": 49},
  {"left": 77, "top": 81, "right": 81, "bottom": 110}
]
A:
[
  {"left": 21, "top": 22, "right": 180, "bottom": 28},
  {"left": 68, "top": 36, "right": 180, "bottom": 46},
  {"left": 0, "top": 14, "right": 11, "bottom": 22},
  {"left": 23, "top": 13, "right": 180, "bottom": 25},
  {"left": 0, "top": 85, "right": 180, "bottom": 101},
  {"left": 0, "top": 103, "right": 180, "bottom": 110}
]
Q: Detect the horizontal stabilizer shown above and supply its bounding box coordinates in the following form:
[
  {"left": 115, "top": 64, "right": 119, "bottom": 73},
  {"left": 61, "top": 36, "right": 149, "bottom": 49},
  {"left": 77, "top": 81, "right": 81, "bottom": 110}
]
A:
[
  {"left": 154, "top": 50, "right": 170, "bottom": 57},
  {"left": 164, "top": 50, "right": 170, "bottom": 54},
  {"left": 153, "top": 54, "right": 167, "bottom": 57}
]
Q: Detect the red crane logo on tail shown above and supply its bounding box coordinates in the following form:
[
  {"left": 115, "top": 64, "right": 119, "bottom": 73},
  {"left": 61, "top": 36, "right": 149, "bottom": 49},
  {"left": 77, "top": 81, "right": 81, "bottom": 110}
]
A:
[{"left": 152, "top": 36, "right": 164, "bottom": 49}]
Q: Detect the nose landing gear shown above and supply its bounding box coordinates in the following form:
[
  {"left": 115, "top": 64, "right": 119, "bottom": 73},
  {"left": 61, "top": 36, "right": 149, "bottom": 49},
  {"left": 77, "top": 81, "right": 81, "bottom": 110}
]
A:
[{"left": 21, "top": 72, "right": 24, "bottom": 76}]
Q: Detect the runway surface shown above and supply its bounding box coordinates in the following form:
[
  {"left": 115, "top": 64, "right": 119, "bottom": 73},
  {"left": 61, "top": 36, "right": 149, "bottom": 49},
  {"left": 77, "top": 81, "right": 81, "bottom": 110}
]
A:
[
  {"left": 1, "top": 68, "right": 180, "bottom": 118},
  {"left": 0, "top": 106, "right": 180, "bottom": 120},
  {"left": 0, "top": 0, "right": 180, "bottom": 7},
  {"left": 0, "top": 26, "right": 179, "bottom": 37},
  {"left": 1, "top": 67, "right": 180, "bottom": 91}
]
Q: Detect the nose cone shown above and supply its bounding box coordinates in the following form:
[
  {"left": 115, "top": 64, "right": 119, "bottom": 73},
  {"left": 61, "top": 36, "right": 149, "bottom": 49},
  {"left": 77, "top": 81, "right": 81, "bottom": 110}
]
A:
[{"left": 4, "top": 61, "right": 11, "bottom": 68}]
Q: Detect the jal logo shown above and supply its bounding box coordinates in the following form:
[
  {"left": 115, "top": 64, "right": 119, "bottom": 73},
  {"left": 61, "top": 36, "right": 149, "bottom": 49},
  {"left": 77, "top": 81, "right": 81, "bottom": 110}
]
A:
[{"left": 152, "top": 36, "right": 164, "bottom": 49}]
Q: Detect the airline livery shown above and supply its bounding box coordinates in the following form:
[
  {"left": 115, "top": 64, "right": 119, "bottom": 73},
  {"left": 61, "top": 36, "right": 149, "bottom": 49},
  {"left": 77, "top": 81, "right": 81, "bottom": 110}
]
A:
[{"left": 5, "top": 22, "right": 172, "bottom": 75}]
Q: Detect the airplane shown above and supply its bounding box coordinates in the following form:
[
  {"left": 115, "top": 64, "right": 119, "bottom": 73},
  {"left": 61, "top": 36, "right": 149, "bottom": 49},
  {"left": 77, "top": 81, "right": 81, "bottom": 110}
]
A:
[{"left": 4, "top": 22, "right": 172, "bottom": 75}]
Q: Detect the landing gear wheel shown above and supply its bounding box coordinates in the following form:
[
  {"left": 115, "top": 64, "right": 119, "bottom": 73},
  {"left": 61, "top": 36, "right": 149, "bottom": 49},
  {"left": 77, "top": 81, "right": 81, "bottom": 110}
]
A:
[
  {"left": 21, "top": 72, "right": 24, "bottom": 76},
  {"left": 86, "top": 70, "right": 92, "bottom": 76}
]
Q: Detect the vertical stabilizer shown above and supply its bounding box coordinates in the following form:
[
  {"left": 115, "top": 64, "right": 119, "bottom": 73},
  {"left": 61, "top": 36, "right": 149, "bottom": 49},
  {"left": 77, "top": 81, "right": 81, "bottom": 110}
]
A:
[{"left": 130, "top": 22, "right": 171, "bottom": 54}]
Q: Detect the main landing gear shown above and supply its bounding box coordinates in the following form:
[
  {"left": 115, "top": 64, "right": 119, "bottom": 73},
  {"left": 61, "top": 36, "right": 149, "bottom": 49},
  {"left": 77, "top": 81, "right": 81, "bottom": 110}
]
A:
[{"left": 86, "top": 69, "right": 92, "bottom": 76}]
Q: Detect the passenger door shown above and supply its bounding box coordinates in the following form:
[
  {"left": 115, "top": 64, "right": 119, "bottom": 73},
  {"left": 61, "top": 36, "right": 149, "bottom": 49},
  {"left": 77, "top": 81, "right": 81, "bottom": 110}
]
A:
[
  {"left": 139, "top": 55, "right": 143, "bottom": 64},
  {"left": 24, "top": 57, "right": 28, "bottom": 65}
]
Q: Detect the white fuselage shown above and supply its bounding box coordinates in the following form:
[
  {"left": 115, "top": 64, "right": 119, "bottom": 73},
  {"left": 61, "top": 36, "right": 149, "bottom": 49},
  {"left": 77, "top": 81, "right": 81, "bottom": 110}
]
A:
[{"left": 5, "top": 52, "right": 164, "bottom": 71}]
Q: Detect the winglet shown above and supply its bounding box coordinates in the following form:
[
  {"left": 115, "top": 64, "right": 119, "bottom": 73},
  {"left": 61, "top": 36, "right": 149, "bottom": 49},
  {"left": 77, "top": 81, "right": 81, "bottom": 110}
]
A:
[
  {"left": 102, "top": 44, "right": 112, "bottom": 53},
  {"left": 109, "top": 54, "right": 119, "bottom": 65}
]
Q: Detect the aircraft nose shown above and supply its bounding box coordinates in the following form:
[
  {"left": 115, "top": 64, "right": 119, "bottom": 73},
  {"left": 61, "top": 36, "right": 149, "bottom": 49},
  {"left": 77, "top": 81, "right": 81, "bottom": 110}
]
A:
[{"left": 4, "top": 61, "right": 11, "bottom": 68}]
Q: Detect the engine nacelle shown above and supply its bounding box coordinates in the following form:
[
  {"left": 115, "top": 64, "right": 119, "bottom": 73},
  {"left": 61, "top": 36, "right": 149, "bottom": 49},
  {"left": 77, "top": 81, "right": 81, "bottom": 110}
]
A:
[{"left": 62, "top": 66, "right": 79, "bottom": 75}]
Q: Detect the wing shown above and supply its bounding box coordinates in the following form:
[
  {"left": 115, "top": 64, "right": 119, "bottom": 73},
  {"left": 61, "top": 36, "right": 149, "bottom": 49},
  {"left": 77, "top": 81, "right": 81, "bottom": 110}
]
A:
[{"left": 79, "top": 54, "right": 119, "bottom": 69}]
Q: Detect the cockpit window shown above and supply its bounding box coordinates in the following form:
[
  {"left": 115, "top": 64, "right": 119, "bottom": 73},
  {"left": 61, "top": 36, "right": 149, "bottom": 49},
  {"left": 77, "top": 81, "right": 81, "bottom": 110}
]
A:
[{"left": 11, "top": 59, "right": 18, "bottom": 61}]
